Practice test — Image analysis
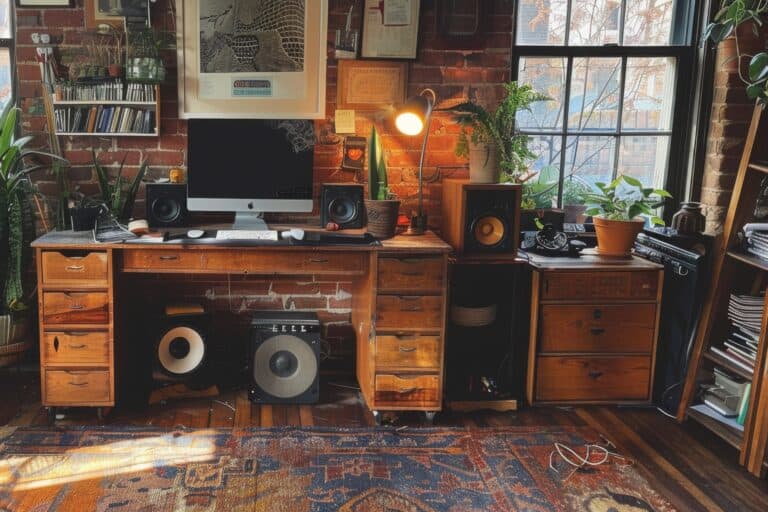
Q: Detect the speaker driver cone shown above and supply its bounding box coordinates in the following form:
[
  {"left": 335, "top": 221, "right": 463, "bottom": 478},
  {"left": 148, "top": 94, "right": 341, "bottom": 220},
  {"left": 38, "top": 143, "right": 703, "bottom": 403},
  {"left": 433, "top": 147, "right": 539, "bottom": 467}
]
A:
[
  {"left": 472, "top": 215, "right": 506, "bottom": 247},
  {"left": 157, "top": 326, "right": 206, "bottom": 375},
  {"left": 328, "top": 197, "right": 357, "bottom": 224},
  {"left": 151, "top": 197, "right": 181, "bottom": 223},
  {"left": 253, "top": 334, "right": 318, "bottom": 399}
]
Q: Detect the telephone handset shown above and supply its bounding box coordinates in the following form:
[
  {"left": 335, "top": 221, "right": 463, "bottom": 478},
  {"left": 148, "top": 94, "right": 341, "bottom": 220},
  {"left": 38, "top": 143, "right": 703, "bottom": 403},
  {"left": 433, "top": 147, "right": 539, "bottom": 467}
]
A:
[{"left": 521, "top": 223, "right": 586, "bottom": 257}]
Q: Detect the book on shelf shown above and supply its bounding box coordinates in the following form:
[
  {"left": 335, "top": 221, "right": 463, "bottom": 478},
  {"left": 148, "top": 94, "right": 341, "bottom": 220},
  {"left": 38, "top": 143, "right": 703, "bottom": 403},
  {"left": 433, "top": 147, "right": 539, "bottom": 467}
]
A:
[
  {"left": 737, "top": 383, "right": 752, "bottom": 426},
  {"left": 702, "top": 367, "right": 749, "bottom": 417},
  {"left": 54, "top": 105, "right": 156, "bottom": 134},
  {"left": 54, "top": 80, "right": 156, "bottom": 102},
  {"left": 710, "top": 346, "right": 755, "bottom": 373},
  {"left": 690, "top": 403, "right": 745, "bottom": 432}
]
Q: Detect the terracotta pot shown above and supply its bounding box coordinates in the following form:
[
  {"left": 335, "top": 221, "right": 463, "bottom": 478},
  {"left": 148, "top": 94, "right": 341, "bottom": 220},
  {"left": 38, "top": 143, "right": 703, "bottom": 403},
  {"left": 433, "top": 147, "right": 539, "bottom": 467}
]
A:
[
  {"left": 364, "top": 199, "right": 400, "bottom": 239},
  {"left": 108, "top": 64, "right": 123, "bottom": 77},
  {"left": 593, "top": 216, "right": 645, "bottom": 257},
  {"left": 468, "top": 142, "right": 499, "bottom": 183}
]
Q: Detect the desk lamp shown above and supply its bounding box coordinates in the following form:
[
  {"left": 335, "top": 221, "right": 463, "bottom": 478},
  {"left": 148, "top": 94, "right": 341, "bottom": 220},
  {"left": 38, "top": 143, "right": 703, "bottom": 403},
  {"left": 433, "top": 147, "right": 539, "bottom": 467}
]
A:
[{"left": 395, "top": 88, "right": 437, "bottom": 235}]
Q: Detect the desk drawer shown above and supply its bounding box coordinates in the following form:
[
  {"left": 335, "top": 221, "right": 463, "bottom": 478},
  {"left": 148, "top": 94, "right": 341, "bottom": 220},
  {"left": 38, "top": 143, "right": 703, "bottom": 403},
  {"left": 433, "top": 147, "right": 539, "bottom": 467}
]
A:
[
  {"left": 539, "top": 304, "right": 656, "bottom": 353},
  {"left": 375, "top": 334, "right": 441, "bottom": 369},
  {"left": 42, "top": 331, "right": 110, "bottom": 365},
  {"left": 42, "top": 251, "right": 108, "bottom": 285},
  {"left": 210, "top": 251, "right": 366, "bottom": 275},
  {"left": 535, "top": 356, "right": 651, "bottom": 402},
  {"left": 376, "top": 295, "right": 443, "bottom": 330},
  {"left": 123, "top": 250, "right": 204, "bottom": 271},
  {"left": 43, "top": 292, "right": 109, "bottom": 324},
  {"left": 378, "top": 256, "right": 443, "bottom": 292},
  {"left": 374, "top": 374, "right": 440, "bottom": 406},
  {"left": 540, "top": 271, "right": 658, "bottom": 301},
  {"left": 44, "top": 370, "right": 111, "bottom": 404}
]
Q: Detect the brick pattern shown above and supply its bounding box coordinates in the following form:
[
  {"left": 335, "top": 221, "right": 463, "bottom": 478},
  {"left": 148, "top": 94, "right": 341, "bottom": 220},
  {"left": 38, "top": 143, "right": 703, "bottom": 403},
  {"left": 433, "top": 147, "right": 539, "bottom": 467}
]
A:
[{"left": 700, "top": 27, "right": 768, "bottom": 233}]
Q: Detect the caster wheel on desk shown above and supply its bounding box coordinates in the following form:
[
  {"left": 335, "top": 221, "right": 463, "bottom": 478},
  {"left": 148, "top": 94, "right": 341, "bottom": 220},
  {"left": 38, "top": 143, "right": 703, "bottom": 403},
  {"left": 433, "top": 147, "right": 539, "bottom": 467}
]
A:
[
  {"left": 424, "top": 411, "right": 437, "bottom": 425},
  {"left": 46, "top": 407, "right": 57, "bottom": 425},
  {"left": 372, "top": 410, "right": 382, "bottom": 426}
]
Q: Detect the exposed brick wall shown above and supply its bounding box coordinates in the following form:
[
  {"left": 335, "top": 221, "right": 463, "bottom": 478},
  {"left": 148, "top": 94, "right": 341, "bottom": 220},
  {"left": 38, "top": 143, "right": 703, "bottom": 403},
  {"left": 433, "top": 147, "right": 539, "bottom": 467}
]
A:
[
  {"left": 700, "top": 25, "right": 768, "bottom": 233},
  {"left": 15, "top": 1, "right": 512, "bottom": 348}
]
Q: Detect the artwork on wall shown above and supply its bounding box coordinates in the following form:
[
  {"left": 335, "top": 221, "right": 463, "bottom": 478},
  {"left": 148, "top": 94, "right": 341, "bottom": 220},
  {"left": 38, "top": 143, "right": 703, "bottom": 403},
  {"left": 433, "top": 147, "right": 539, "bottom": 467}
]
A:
[
  {"left": 337, "top": 60, "right": 407, "bottom": 110},
  {"left": 361, "top": 0, "right": 420, "bottom": 59},
  {"left": 16, "top": 0, "right": 73, "bottom": 6},
  {"left": 84, "top": 0, "right": 147, "bottom": 28},
  {"left": 177, "top": 0, "right": 328, "bottom": 119}
]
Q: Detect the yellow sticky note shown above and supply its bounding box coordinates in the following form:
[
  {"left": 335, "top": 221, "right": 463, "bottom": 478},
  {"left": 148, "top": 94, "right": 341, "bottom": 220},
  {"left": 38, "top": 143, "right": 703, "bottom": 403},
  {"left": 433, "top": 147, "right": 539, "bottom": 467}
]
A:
[{"left": 335, "top": 109, "right": 356, "bottom": 134}]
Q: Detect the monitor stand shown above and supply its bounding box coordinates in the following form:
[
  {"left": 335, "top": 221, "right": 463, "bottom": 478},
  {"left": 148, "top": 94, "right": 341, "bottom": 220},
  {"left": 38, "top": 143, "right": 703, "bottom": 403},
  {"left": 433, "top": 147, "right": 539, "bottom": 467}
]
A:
[{"left": 233, "top": 212, "right": 269, "bottom": 230}]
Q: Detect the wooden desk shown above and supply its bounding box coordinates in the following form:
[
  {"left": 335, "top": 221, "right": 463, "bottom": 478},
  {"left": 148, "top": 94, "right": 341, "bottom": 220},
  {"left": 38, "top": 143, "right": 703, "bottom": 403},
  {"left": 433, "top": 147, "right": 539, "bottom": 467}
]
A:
[{"left": 32, "top": 230, "right": 451, "bottom": 423}]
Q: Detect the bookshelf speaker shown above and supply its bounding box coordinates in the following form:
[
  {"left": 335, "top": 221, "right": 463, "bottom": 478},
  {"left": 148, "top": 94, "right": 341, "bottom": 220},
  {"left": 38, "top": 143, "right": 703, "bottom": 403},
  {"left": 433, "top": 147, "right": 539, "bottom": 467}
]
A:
[
  {"left": 146, "top": 183, "right": 189, "bottom": 228},
  {"left": 320, "top": 183, "right": 364, "bottom": 229}
]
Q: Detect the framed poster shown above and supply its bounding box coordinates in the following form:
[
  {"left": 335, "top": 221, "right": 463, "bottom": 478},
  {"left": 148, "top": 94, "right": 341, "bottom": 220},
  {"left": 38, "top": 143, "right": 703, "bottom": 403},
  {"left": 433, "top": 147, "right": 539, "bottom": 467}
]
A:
[
  {"left": 177, "top": 0, "right": 328, "bottom": 119},
  {"left": 16, "top": 0, "right": 73, "bottom": 6},
  {"left": 361, "top": 0, "right": 420, "bottom": 59},
  {"left": 84, "top": 0, "right": 137, "bottom": 28},
  {"left": 337, "top": 60, "right": 407, "bottom": 110}
]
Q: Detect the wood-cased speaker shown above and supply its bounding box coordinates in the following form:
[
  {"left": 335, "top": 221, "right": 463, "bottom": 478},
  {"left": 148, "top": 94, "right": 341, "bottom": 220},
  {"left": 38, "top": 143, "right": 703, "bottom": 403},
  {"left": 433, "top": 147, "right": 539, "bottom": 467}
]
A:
[
  {"left": 249, "top": 312, "right": 320, "bottom": 404},
  {"left": 320, "top": 183, "right": 364, "bottom": 229},
  {"left": 441, "top": 179, "right": 521, "bottom": 259}
]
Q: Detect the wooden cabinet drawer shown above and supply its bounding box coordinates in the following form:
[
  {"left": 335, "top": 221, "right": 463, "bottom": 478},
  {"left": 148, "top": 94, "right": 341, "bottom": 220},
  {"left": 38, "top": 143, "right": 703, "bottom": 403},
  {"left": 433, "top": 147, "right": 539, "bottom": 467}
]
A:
[
  {"left": 44, "top": 370, "right": 111, "bottom": 404},
  {"left": 535, "top": 356, "right": 651, "bottom": 402},
  {"left": 43, "top": 292, "right": 109, "bottom": 324},
  {"left": 376, "top": 295, "right": 443, "bottom": 330},
  {"left": 539, "top": 304, "right": 656, "bottom": 353},
  {"left": 42, "top": 331, "right": 110, "bottom": 365},
  {"left": 216, "top": 251, "right": 366, "bottom": 275},
  {"left": 540, "top": 271, "right": 658, "bottom": 301},
  {"left": 375, "top": 334, "right": 441, "bottom": 369},
  {"left": 122, "top": 250, "right": 204, "bottom": 271},
  {"left": 42, "top": 251, "right": 108, "bottom": 285},
  {"left": 374, "top": 374, "right": 440, "bottom": 406},
  {"left": 377, "top": 256, "right": 443, "bottom": 292}
]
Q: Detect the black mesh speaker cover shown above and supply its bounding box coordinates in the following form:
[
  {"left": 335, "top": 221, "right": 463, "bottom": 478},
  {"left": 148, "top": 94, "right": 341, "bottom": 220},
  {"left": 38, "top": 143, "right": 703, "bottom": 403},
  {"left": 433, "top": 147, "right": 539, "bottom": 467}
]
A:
[
  {"left": 320, "top": 184, "right": 364, "bottom": 229},
  {"left": 146, "top": 183, "right": 189, "bottom": 228}
]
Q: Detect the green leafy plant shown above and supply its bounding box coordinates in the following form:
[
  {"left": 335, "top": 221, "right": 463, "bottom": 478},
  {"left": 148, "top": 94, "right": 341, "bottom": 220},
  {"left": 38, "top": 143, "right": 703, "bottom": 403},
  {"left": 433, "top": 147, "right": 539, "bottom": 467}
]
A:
[
  {"left": 367, "top": 125, "right": 392, "bottom": 200},
  {"left": 454, "top": 82, "right": 550, "bottom": 182},
  {"left": 704, "top": 0, "right": 768, "bottom": 104},
  {"left": 0, "top": 106, "right": 67, "bottom": 312},
  {"left": 581, "top": 175, "right": 672, "bottom": 225},
  {"left": 92, "top": 150, "right": 149, "bottom": 222}
]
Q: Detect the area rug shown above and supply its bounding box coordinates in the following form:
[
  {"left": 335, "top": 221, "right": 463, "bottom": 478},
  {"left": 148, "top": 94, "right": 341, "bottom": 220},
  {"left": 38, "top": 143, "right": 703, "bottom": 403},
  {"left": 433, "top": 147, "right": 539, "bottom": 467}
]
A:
[{"left": 0, "top": 425, "right": 674, "bottom": 511}]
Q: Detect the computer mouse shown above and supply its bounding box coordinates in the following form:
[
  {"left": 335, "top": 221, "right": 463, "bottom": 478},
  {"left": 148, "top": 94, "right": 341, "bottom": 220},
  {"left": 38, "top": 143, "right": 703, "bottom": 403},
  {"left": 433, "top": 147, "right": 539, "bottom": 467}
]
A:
[{"left": 187, "top": 229, "right": 205, "bottom": 239}]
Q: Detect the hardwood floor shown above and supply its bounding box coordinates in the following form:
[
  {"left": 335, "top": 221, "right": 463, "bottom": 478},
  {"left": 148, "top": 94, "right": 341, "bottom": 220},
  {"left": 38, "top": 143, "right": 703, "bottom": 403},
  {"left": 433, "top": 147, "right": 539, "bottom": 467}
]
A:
[{"left": 1, "top": 367, "right": 766, "bottom": 511}]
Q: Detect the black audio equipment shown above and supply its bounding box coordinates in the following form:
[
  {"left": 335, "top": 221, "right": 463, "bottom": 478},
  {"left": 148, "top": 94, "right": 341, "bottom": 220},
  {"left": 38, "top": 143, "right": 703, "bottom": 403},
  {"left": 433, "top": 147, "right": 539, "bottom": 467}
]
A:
[
  {"left": 153, "top": 304, "right": 210, "bottom": 385},
  {"left": 146, "top": 183, "right": 189, "bottom": 228},
  {"left": 320, "top": 183, "right": 364, "bottom": 229},
  {"left": 249, "top": 312, "right": 321, "bottom": 404}
]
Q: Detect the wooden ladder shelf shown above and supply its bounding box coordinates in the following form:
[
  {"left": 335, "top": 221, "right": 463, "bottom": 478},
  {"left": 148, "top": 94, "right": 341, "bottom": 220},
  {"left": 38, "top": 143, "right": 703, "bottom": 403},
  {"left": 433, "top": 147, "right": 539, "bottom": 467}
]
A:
[{"left": 678, "top": 104, "right": 768, "bottom": 477}]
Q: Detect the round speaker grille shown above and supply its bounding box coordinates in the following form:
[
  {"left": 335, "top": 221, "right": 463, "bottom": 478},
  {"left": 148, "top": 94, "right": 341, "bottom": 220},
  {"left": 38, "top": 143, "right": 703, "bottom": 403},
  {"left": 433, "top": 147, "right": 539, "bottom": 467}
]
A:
[
  {"left": 157, "top": 326, "right": 206, "bottom": 375},
  {"left": 472, "top": 215, "right": 507, "bottom": 247},
  {"left": 253, "top": 334, "right": 317, "bottom": 399},
  {"left": 327, "top": 197, "right": 357, "bottom": 224},
  {"left": 151, "top": 197, "right": 181, "bottom": 223}
]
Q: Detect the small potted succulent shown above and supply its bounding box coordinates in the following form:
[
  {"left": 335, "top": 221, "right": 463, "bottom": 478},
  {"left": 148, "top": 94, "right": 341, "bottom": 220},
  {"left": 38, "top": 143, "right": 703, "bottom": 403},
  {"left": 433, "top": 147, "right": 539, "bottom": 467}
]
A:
[
  {"left": 364, "top": 126, "right": 400, "bottom": 239},
  {"left": 581, "top": 175, "right": 671, "bottom": 256}
]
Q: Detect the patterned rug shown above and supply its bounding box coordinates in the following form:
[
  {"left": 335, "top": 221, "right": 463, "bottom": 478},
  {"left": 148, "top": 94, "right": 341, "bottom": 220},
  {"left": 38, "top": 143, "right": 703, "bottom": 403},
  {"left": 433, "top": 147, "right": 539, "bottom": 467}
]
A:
[{"left": 0, "top": 425, "right": 675, "bottom": 511}]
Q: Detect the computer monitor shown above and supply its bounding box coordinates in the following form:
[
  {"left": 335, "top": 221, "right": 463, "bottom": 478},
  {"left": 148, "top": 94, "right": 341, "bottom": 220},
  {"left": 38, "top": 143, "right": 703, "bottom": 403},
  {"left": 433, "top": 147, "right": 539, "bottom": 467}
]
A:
[{"left": 187, "top": 119, "right": 314, "bottom": 229}]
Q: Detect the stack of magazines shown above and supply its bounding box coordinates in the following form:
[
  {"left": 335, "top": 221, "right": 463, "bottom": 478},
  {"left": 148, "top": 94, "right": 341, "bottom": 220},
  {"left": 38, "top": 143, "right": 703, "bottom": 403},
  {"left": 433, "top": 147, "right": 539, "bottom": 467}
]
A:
[
  {"left": 743, "top": 223, "right": 768, "bottom": 260},
  {"left": 710, "top": 293, "right": 763, "bottom": 374}
]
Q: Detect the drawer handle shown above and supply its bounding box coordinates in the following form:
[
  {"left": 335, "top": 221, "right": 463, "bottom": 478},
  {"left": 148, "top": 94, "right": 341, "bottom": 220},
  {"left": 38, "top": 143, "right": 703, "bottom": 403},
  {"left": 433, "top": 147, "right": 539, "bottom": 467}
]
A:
[
  {"left": 68, "top": 381, "right": 89, "bottom": 387},
  {"left": 398, "top": 295, "right": 421, "bottom": 301},
  {"left": 53, "top": 336, "right": 59, "bottom": 352},
  {"left": 67, "top": 344, "right": 87, "bottom": 349},
  {"left": 65, "top": 265, "right": 85, "bottom": 271},
  {"left": 309, "top": 258, "right": 329, "bottom": 263},
  {"left": 69, "top": 304, "right": 85, "bottom": 310},
  {"left": 67, "top": 332, "right": 90, "bottom": 337},
  {"left": 398, "top": 346, "right": 417, "bottom": 353},
  {"left": 593, "top": 309, "right": 602, "bottom": 319},
  {"left": 590, "top": 328, "right": 605, "bottom": 336},
  {"left": 397, "top": 387, "right": 418, "bottom": 394},
  {"left": 399, "top": 258, "right": 422, "bottom": 265},
  {"left": 588, "top": 371, "right": 603, "bottom": 380},
  {"left": 401, "top": 306, "right": 423, "bottom": 312},
  {"left": 400, "top": 271, "right": 424, "bottom": 277},
  {"left": 159, "top": 255, "right": 179, "bottom": 261}
]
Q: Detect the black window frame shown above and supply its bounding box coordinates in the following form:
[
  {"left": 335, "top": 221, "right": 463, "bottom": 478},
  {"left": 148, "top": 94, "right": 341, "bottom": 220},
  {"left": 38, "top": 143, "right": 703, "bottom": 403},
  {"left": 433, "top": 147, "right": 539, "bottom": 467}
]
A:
[{"left": 511, "top": 0, "right": 705, "bottom": 219}]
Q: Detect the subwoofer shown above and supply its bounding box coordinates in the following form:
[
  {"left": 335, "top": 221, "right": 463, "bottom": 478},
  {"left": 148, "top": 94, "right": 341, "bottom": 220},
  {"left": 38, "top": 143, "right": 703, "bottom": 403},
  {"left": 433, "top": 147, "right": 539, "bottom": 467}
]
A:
[
  {"left": 249, "top": 312, "right": 320, "bottom": 404},
  {"left": 320, "top": 183, "right": 364, "bottom": 229},
  {"left": 441, "top": 178, "right": 521, "bottom": 258},
  {"left": 146, "top": 183, "right": 189, "bottom": 228},
  {"left": 153, "top": 304, "right": 210, "bottom": 384}
]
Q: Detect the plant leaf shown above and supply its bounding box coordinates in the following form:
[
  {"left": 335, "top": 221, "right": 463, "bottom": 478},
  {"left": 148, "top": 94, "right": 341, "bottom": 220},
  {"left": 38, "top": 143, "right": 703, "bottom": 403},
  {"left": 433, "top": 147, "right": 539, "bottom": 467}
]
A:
[
  {"left": 749, "top": 53, "right": 768, "bottom": 82},
  {"left": 622, "top": 175, "right": 642, "bottom": 187}
]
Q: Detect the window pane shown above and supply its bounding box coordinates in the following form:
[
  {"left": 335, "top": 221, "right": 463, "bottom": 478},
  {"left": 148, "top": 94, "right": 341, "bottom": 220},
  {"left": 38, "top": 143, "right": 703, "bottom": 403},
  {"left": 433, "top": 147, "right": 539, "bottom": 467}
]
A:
[
  {"left": 0, "top": 48, "right": 10, "bottom": 113},
  {"left": 568, "top": 58, "right": 621, "bottom": 131},
  {"left": 569, "top": 0, "right": 621, "bottom": 45},
  {"left": 622, "top": 57, "right": 676, "bottom": 131},
  {"left": 517, "top": 57, "right": 566, "bottom": 130},
  {"left": 525, "top": 135, "right": 563, "bottom": 208},
  {"left": 564, "top": 135, "right": 616, "bottom": 190},
  {"left": 0, "top": 0, "right": 9, "bottom": 39},
  {"left": 516, "top": 0, "right": 567, "bottom": 45},
  {"left": 623, "top": 0, "right": 675, "bottom": 45},
  {"left": 617, "top": 135, "right": 670, "bottom": 188}
]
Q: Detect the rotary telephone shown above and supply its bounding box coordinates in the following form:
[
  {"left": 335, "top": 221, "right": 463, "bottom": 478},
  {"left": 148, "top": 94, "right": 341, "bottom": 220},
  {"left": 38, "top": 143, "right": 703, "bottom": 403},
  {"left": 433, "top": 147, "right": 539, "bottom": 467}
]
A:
[{"left": 521, "top": 223, "right": 586, "bottom": 257}]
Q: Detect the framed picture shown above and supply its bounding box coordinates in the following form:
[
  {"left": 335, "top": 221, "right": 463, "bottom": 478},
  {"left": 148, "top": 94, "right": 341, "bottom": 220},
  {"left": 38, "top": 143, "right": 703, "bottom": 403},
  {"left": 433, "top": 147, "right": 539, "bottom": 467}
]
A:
[
  {"left": 85, "top": 0, "right": 129, "bottom": 29},
  {"left": 16, "top": 0, "right": 73, "bottom": 6},
  {"left": 337, "top": 60, "right": 407, "bottom": 110},
  {"left": 177, "top": 0, "right": 328, "bottom": 119},
  {"left": 361, "top": 0, "right": 421, "bottom": 59}
]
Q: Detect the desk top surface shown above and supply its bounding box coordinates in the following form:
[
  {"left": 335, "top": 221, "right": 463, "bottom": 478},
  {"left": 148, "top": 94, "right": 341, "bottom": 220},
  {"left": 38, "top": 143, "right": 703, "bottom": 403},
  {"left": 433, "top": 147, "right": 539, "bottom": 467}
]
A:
[
  {"left": 32, "top": 226, "right": 452, "bottom": 254},
  {"left": 525, "top": 248, "right": 663, "bottom": 271}
]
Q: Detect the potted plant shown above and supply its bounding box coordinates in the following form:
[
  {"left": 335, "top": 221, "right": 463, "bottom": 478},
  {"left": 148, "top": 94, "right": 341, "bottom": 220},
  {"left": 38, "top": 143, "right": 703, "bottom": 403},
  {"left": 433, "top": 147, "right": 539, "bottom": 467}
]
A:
[
  {"left": 364, "top": 126, "right": 400, "bottom": 239},
  {"left": 580, "top": 175, "right": 671, "bottom": 256},
  {"left": 454, "top": 82, "right": 550, "bottom": 183},
  {"left": 92, "top": 150, "right": 149, "bottom": 223},
  {"left": 0, "top": 106, "right": 67, "bottom": 364},
  {"left": 125, "top": 26, "right": 166, "bottom": 83}
]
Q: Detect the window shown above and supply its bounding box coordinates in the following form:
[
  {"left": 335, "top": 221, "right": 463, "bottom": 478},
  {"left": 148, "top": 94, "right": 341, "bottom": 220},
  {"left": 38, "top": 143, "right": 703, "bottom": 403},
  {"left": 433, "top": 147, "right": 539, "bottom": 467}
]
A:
[
  {"left": 0, "top": 0, "right": 12, "bottom": 111},
  {"left": 513, "top": 0, "right": 698, "bottom": 220}
]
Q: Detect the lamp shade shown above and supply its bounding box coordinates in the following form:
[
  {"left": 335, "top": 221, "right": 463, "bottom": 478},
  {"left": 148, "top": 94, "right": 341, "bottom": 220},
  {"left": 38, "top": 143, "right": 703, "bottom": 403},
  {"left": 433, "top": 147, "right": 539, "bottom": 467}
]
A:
[{"left": 395, "top": 95, "right": 433, "bottom": 136}]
